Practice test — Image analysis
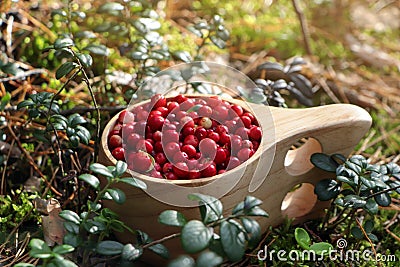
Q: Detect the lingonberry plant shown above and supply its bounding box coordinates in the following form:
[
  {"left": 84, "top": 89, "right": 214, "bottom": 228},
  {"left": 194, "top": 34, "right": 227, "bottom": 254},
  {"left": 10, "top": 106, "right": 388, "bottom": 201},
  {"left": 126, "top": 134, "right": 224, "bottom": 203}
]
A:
[
  {"left": 239, "top": 57, "right": 314, "bottom": 107},
  {"left": 15, "top": 161, "right": 268, "bottom": 266},
  {"left": 311, "top": 153, "right": 400, "bottom": 240}
]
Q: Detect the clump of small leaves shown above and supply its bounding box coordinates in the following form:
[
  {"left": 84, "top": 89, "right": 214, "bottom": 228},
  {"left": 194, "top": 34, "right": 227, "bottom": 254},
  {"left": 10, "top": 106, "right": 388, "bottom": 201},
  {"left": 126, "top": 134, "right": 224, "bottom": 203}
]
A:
[
  {"left": 15, "top": 161, "right": 268, "bottom": 266},
  {"left": 294, "top": 227, "right": 333, "bottom": 259},
  {"left": 0, "top": 189, "right": 40, "bottom": 232},
  {"left": 311, "top": 153, "right": 400, "bottom": 238},
  {"left": 239, "top": 57, "right": 314, "bottom": 107}
]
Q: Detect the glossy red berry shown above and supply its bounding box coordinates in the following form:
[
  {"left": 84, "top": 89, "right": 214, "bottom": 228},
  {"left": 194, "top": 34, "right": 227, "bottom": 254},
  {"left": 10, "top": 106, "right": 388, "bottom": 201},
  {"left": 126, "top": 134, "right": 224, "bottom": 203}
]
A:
[
  {"left": 173, "top": 162, "right": 189, "bottom": 178},
  {"left": 237, "top": 148, "right": 252, "bottom": 161},
  {"left": 249, "top": 126, "right": 262, "bottom": 141},
  {"left": 155, "top": 152, "right": 167, "bottom": 165},
  {"left": 109, "top": 135, "right": 122, "bottom": 149},
  {"left": 181, "top": 144, "right": 197, "bottom": 158},
  {"left": 128, "top": 151, "right": 153, "bottom": 173},
  {"left": 148, "top": 115, "right": 165, "bottom": 131},
  {"left": 164, "top": 142, "right": 180, "bottom": 157},
  {"left": 162, "top": 130, "right": 179, "bottom": 143},
  {"left": 118, "top": 110, "right": 135, "bottom": 124},
  {"left": 199, "top": 138, "right": 217, "bottom": 157},
  {"left": 214, "top": 147, "right": 227, "bottom": 164},
  {"left": 183, "top": 135, "right": 199, "bottom": 147},
  {"left": 231, "top": 105, "right": 243, "bottom": 117},
  {"left": 167, "top": 101, "right": 180, "bottom": 112},
  {"left": 112, "top": 147, "right": 125, "bottom": 160},
  {"left": 195, "top": 127, "right": 207, "bottom": 140},
  {"left": 136, "top": 139, "right": 153, "bottom": 153},
  {"left": 198, "top": 105, "right": 212, "bottom": 117},
  {"left": 201, "top": 163, "right": 217, "bottom": 177},
  {"left": 151, "top": 94, "right": 167, "bottom": 108},
  {"left": 165, "top": 172, "right": 178, "bottom": 180}
]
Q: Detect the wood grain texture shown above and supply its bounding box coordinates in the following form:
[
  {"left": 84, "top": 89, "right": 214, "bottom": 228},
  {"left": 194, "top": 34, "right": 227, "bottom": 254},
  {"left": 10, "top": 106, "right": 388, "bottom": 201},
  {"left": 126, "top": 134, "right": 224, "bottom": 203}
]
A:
[{"left": 98, "top": 97, "right": 372, "bottom": 264}]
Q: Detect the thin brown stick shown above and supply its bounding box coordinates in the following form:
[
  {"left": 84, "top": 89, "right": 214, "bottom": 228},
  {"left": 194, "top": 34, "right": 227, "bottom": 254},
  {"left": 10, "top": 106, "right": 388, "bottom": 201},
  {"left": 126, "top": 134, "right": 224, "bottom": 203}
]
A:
[
  {"left": 0, "top": 139, "right": 15, "bottom": 195},
  {"left": 291, "top": 0, "right": 312, "bottom": 55},
  {"left": 6, "top": 124, "right": 62, "bottom": 196},
  {"left": 0, "top": 69, "right": 47, "bottom": 83},
  {"left": 355, "top": 218, "right": 380, "bottom": 266}
]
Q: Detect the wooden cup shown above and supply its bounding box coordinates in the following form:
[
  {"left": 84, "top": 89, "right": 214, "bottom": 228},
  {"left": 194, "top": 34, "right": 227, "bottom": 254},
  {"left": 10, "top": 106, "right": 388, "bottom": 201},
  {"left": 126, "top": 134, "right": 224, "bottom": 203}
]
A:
[{"left": 99, "top": 97, "right": 372, "bottom": 264}]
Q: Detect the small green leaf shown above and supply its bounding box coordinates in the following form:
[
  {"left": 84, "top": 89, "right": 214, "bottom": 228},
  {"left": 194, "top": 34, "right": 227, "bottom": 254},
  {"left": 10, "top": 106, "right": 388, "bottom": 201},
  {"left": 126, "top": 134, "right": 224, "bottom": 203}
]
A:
[
  {"left": 243, "top": 196, "right": 263, "bottom": 211},
  {"left": 351, "top": 226, "right": 363, "bottom": 239},
  {"left": 148, "top": 243, "right": 169, "bottom": 259},
  {"left": 63, "top": 233, "right": 82, "bottom": 247},
  {"left": 56, "top": 62, "right": 79, "bottom": 79},
  {"left": 310, "top": 153, "right": 338, "bottom": 172},
  {"left": 241, "top": 217, "right": 261, "bottom": 249},
  {"left": 158, "top": 210, "right": 187, "bottom": 227},
  {"left": 68, "top": 113, "right": 86, "bottom": 127},
  {"left": 121, "top": 244, "right": 142, "bottom": 261},
  {"left": 84, "top": 44, "right": 110, "bottom": 56},
  {"left": 343, "top": 195, "right": 367, "bottom": 208},
  {"left": 54, "top": 37, "right": 74, "bottom": 49},
  {"left": 210, "top": 36, "right": 226, "bottom": 49},
  {"left": 364, "top": 220, "right": 374, "bottom": 233},
  {"left": 245, "top": 206, "right": 269, "bottom": 217},
  {"left": 168, "top": 255, "right": 195, "bottom": 267},
  {"left": 220, "top": 220, "right": 246, "bottom": 262},
  {"left": 75, "top": 30, "right": 96, "bottom": 39},
  {"left": 98, "top": 2, "right": 124, "bottom": 15},
  {"left": 90, "top": 163, "right": 113, "bottom": 178},
  {"left": 368, "top": 233, "right": 378, "bottom": 242},
  {"left": 187, "top": 26, "right": 203, "bottom": 38},
  {"left": 0, "top": 92, "right": 11, "bottom": 111},
  {"left": 76, "top": 126, "right": 91, "bottom": 145},
  {"left": 208, "top": 238, "right": 225, "bottom": 257},
  {"left": 365, "top": 198, "right": 379, "bottom": 214},
  {"left": 374, "top": 192, "right": 391, "bottom": 207},
  {"left": 106, "top": 188, "right": 126, "bottom": 204},
  {"left": 309, "top": 242, "right": 333, "bottom": 256},
  {"left": 360, "top": 176, "right": 376, "bottom": 189},
  {"left": 29, "top": 239, "right": 52, "bottom": 259},
  {"left": 119, "top": 177, "right": 147, "bottom": 190},
  {"left": 59, "top": 210, "right": 81, "bottom": 224},
  {"left": 114, "top": 161, "right": 127, "bottom": 177},
  {"left": 216, "top": 28, "right": 230, "bottom": 41},
  {"left": 314, "top": 179, "right": 341, "bottom": 201},
  {"left": 196, "top": 251, "right": 223, "bottom": 267},
  {"left": 346, "top": 162, "right": 362, "bottom": 175},
  {"left": 77, "top": 53, "right": 93, "bottom": 68},
  {"left": 186, "top": 104, "right": 202, "bottom": 113},
  {"left": 64, "top": 221, "right": 79, "bottom": 234},
  {"left": 17, "top": 99, "right": 34, "bottom": 109},
  {"left": 173, "top": 51, "right": 193, "bottom": 63},
  {"left": 130, "top": 51, "right": 149, "bottom": 60},
  {"left": 53, "top": 244, "right": 75, "bottom": 255},
  {"left": 96, "top": 241, "right": 124, "bottom": 255},
  {"left": 79, "top": 174, "right": 100, "bottom": 189},
  {"left": 295, "top": 228, "right": 311, "bottom": 249},
  {"left": 69, "top": 135, "right": 80, "bottom": 147},
  {"left": 188, "top": 193, "right": 222, "bottom": 224},
  {"left": 181, "top": 220, "right": 212, "bottom": 254}
]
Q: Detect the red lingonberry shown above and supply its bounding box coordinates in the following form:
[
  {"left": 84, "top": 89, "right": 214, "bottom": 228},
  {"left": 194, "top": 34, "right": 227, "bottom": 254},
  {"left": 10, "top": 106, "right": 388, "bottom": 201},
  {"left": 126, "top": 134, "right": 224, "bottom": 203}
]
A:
[{"left": 112, "top": 147, "right": 125, "bottom": 160}]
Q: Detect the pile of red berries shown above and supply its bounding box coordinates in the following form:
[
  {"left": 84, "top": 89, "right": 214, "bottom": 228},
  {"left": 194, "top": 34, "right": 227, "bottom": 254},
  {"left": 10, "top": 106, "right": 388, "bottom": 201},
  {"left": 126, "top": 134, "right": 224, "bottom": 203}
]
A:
[{"left": 107, "top": 94, "right": 262, "bottom": 180}]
